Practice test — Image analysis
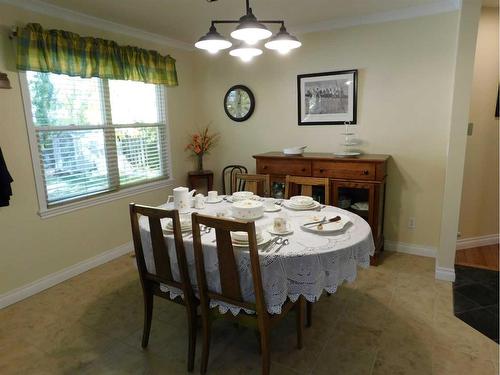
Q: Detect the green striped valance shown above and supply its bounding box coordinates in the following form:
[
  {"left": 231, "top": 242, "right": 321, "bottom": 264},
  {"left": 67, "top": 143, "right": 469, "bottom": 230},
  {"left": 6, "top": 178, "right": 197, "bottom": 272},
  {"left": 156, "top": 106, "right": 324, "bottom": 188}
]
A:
[{"left": 16, "top": 23, "right": 178, "bottom": 86}]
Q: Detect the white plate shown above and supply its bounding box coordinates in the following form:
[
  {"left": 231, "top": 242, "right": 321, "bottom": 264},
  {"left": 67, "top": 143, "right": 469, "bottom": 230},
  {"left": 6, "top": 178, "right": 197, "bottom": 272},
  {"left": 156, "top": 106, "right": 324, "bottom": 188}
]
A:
[
  {"left": 300, "top": 214, "right": 352, "bottom": 234},
  {"left": 334, "top": 151, "right": 361, "bottom": 157},
  {"left": 264, "top": 204, "right": 281, "bottom": 212},
  {"left": 163, "top": 226, "right": 191, "bottom": 233},
  {"left": 225, "top": 195, "right": 263, "bottom": 203},
  {"left": 267, "top": 224, "right": 293, "bottom": 236},
  {"left": 232, "top": 232, "right": 272, "bottom": 248},
  {"left": 205, "top": 197, "right": 224, "bottom": 204},
  {"left": 283, "top": 200, "right": 320, "bottom": 211},
  {"left": 288, "top": 202, "right": 316, "bottom": 209}
]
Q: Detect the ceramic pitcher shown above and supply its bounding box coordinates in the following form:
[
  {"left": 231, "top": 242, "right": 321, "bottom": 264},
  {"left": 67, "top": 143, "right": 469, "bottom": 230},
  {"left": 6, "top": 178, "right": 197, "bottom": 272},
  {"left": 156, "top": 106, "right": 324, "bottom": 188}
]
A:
[{"left": 167, "top": 187, "right": 196, "bottom": 213}]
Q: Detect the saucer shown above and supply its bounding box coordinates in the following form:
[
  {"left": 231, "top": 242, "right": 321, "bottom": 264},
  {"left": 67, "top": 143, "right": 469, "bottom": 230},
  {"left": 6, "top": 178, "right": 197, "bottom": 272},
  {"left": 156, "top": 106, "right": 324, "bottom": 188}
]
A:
[
  {"left": 267, "top": 224, "right": 293, "bottom": 236},
  {"left": 264, "top": 204, "right": 281, "bottom": 212},
  {"left": 206, "top": 197, "right": 224, "bottom": 204}
]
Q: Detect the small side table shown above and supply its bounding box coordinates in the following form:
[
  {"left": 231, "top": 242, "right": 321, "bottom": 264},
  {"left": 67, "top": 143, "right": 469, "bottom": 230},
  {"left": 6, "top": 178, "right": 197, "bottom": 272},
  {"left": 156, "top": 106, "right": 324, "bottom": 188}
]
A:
[{"left": 188, "top": 170, "right": 214, "bottom": 195}]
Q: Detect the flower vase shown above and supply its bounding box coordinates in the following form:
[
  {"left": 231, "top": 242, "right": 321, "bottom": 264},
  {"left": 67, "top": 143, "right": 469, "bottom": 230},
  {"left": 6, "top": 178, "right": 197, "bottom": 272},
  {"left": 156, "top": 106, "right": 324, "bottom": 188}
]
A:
[{"left": 197, "top": 154, "right": 204, "bottom": 171}]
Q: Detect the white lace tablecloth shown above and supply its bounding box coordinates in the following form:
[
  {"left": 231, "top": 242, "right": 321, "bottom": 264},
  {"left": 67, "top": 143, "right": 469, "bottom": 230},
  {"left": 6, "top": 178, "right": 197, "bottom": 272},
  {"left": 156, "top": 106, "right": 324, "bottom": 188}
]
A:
[{"left": 138, "top": 200, "right": 375, "bottom": 315}]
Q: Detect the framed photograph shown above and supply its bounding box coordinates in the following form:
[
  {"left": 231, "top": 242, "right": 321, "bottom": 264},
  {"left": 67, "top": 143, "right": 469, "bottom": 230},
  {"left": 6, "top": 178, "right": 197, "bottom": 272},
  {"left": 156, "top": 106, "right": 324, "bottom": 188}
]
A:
[{"left": 297, "top": 69, "right": 358, "bottom": 125}]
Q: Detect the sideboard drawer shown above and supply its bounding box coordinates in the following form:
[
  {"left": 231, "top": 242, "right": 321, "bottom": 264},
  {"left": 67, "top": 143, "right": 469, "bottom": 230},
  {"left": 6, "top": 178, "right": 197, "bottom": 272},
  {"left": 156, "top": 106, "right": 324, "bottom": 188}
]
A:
[
  {"left": 257, "top": 159, "right": 311, "bottom": 176},
  {"left": 313, "top": 161, "right": 375, "bottom": 180}
]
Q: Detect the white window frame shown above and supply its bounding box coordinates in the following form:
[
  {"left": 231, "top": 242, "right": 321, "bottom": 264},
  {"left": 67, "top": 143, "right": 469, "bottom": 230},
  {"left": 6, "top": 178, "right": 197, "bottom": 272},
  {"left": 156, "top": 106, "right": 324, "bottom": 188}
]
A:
[{"left": 19, "top": 72, "right": 174, "bottom": 219}]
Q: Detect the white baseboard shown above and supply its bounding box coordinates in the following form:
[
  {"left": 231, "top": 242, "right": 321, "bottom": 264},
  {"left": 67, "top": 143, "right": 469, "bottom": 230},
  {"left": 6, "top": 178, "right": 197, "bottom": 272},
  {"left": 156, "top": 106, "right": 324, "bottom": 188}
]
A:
[
  {"left": 435, "top": 266, "right": 456, "bottom": 282},
  {"left": 384, "top": 240, "right": 437, "bottom": 258},
  {"left": 456, "top": 234, "right": 499, "bottom": 250},
  {"left": 0, "top": 242, "right": 133, "bottom": 309}
]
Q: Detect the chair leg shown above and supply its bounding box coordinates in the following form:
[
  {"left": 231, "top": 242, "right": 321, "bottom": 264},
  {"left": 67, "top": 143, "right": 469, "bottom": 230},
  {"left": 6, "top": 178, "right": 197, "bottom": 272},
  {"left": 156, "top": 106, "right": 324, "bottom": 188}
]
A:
[
  {"left": 254, "top": 330, "right": 262, "bottom": 354},
  {"left": 260, "top": 329, "right": 271, "bottom": 375},
  {"left": 141, "top": 287, "right": 154, "bottom": 348},
  {"left": 200, "top": 313, "right": 211, "bottom": 374},
  {"left": 296, "top": 297, "right": 304, "bottom": 349},
  {"left": 306, "top": 301, "right": 313, "bottom": 328},
  {"left": 186, "top": 307, "right": 197, "bottom": 372}
]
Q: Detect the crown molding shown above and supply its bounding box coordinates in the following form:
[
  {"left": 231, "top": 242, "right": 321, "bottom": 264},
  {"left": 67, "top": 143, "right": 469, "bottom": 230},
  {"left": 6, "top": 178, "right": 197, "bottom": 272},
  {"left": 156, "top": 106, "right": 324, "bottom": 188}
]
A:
[
  {"left": 291, "top": 0, "right": 461, "bottom": 35},
  {"left": 0, "top": 0, "right": 194, "bottom": 51},
  {"left": 1, "top": 0, "right": 462, "bottom": 51}
]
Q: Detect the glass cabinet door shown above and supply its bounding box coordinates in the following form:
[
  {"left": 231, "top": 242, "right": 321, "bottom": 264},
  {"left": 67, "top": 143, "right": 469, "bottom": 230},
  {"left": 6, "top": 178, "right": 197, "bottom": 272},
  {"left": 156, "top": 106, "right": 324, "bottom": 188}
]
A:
[{"left": 332, "top": 181, "right": 374, "bottom": 224}]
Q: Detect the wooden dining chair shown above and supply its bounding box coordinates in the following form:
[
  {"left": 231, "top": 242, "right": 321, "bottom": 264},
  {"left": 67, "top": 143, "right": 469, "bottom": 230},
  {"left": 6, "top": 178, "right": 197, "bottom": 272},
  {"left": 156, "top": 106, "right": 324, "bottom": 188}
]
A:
[
  {"left": 233, "top": 173, "right": 271, "bottom": 197},
  {"left": 222, "top": 165, "right": 248, "bottom": 195},
  {"left": 129, "top": 203, "right": 198, "bottom": 372},
  {"left": 191, "top": 213, "right": 304, "bottom": 375},
  {"left": 284, "top": 175, "right": 330, "bottom": 205}
]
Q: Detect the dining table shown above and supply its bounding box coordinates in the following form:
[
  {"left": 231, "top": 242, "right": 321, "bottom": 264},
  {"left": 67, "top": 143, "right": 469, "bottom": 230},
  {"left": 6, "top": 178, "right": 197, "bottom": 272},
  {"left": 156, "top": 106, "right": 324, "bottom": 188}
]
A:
[{"left": 138, "top": 197, "right": 375, "bottom": 315}]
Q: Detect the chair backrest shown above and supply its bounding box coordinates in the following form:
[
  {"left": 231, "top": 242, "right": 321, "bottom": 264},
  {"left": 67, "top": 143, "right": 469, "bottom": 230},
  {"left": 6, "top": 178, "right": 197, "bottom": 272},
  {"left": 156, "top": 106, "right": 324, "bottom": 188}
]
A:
[
  {"left": 222, "top": 165, "right": 248, "bottom": 195},
  {"left": 284, "top": 175, "right": 330, "bottom": 204},
  {"left": 191, "top": 213, "right": 267, "bottom": 316},
  {"left": 233, "top": 173, "right": 270, "bottom": 197},
  {"left": 129, "top": 203, "right": 194, "bottom": 301}
]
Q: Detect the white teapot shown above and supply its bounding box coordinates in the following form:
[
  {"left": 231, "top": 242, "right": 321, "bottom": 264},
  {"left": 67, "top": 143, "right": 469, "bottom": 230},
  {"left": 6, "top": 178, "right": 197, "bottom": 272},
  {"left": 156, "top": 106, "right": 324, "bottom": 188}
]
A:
[{"left": 167, "top": 187, "right": 196, "bottom": 213}]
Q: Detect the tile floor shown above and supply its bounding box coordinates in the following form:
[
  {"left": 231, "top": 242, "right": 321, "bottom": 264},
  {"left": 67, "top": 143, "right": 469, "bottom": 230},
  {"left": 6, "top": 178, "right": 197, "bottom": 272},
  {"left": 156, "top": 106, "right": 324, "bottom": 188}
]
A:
[
  {"left": 453, "top": 265, "right": 499, "bottom": 343},
  {"left": 0, "top": 251, "right": 498, "bottom": 374}
]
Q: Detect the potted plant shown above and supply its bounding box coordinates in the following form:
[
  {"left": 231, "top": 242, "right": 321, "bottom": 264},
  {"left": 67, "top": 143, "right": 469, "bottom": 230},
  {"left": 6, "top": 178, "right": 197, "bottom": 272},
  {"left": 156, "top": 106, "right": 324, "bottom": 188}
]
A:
[{"left": 185, "top": 125, "right": 219, "bottom": 171}]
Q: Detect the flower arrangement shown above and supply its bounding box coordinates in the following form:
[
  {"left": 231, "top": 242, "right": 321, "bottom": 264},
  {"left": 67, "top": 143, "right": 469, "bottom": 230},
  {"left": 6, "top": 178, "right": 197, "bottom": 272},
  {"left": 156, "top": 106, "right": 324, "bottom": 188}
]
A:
[{"left": 185, "top": 125, "right": 219, "bottom": 171}]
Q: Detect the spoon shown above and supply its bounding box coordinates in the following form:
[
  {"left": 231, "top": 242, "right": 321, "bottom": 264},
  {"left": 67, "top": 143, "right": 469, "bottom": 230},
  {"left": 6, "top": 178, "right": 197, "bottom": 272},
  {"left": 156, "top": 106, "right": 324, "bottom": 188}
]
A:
[{"left": 274, "top": 238, "right": 289, "bottom": 253}]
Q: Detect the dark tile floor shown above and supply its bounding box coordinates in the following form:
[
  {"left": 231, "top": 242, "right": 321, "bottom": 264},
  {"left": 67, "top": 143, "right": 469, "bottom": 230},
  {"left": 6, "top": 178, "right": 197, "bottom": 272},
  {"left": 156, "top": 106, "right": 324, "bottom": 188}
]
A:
[{"left": 453, "top": 265, "right": 499, "bottom": 343}]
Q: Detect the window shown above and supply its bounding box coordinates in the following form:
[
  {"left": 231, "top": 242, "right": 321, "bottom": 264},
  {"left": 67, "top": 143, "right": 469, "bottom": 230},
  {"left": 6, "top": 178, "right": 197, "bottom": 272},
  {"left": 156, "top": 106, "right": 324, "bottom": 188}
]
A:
[{"left": 22, "top": 71, "right": 171, "bottom": 216}]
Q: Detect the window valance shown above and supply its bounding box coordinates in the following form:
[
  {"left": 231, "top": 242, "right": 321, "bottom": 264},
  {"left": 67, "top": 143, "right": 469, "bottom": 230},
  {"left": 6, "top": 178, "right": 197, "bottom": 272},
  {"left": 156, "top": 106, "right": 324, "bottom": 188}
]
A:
[{"left": 16, "top": 23, "right": 178, "bottom": 86}]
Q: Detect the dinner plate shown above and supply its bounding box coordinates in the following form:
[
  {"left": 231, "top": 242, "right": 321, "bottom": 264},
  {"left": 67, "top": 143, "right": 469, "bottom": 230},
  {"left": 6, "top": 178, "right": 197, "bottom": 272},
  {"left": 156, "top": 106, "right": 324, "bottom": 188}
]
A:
[
  {"left": 231, "top": 232, "right": 272, "bottom": 248},
  {"left": 267, "top": 224, "right": 293, "bottom": 236},
  {"left": 225, "top": 195, "right": 263, "bottom": 203},
  {"left": 283, "top": 200, "right": 320, "bottom": 211},
  {"left": 205, "top": 197, "right": 224, "bottom": 204},
  {"left": 264, "top": 204, "right": 281, "bottom": 212},
  {"left": 163, "top": 225, "right": 192, "bottom": 233},
  {"left": 300, "top": 214, "right": 352, "bottom": 234}
]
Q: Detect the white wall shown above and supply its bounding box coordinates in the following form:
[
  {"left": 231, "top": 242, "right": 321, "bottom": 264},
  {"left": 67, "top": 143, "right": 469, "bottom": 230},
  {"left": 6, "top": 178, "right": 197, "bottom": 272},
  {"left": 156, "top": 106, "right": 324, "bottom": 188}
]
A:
[
  {"left": 0, "top": 3, "right": 197, "bottom": 295},
  {"left": 459, "top": 6, "right": 499, "bottom": 240},
  {"left": 193, "top": 12, "right": 460, "bottom": 250}
]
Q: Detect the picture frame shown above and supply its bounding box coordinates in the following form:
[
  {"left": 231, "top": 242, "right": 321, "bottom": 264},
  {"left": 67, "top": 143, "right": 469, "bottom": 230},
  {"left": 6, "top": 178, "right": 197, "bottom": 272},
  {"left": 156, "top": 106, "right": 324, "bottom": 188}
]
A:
[{"left": 297, "top": 69, "right": 358, "bottom": 125}]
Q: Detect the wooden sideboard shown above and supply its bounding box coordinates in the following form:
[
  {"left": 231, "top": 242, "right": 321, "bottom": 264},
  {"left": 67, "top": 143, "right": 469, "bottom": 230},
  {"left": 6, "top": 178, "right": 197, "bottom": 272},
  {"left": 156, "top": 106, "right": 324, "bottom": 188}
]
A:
[{"left": 253, "top": 152, "right": 390, "bottom": 265}]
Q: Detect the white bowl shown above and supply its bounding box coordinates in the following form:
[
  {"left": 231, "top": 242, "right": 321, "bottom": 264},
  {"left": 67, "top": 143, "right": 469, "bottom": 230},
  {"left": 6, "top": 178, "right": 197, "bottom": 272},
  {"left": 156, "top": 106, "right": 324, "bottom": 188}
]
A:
[
  {"left": 231, "top": 199, "right": 264, "bottom": 220},
  {"left": 290, "top": 195, "right": 314, "bottom": 206},
  {"left": 232, "top": 191, "right": 254, "bottom": 201},
  {"left": 283, "top": 146, "right": 307, "bottom": 155}
]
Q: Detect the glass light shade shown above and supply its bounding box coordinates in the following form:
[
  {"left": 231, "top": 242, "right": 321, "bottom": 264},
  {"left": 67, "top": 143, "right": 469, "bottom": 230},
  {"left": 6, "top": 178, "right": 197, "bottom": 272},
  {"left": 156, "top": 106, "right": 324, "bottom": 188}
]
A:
[
  {"left": 264, "top": 26, "right": 301, "bottom": 54},
  {"left": 230, "top": 11, "right": 272, "bottom": 44},
  {"left": 229, "top": 47, "right": 263, "bottom": 62},
  {"left": 195, "top": 26, "right": 232, "bottom": 54}
]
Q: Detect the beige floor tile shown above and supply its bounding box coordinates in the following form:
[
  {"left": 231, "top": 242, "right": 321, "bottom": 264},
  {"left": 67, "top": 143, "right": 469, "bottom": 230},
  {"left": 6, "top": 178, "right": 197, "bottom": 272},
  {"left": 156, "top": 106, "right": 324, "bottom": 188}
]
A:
[
  {"left": 432, "top": 344, "right": 498, "bottom": 375},
  {"left": 433, "top": 311, "right": 498, "bottom": 361},
  {"left": 1, "top": 252, "right": 497, "bottom": 374},
  {"left": 313, "top": 348, "right": 377, "bottom": 375}
]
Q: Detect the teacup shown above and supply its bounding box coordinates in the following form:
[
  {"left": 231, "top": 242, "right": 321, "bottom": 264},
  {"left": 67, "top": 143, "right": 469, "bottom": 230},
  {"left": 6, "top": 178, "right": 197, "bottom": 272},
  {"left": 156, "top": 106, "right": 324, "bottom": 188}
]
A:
[
  {"left": 194, "top": 194, "right": 205, "bottom": 209},
  {"left": 207, "top": 190, "right": 218, "bottom": 202},
  {"left": 273, "top": 217, "right": 287, "bottom": 233}
]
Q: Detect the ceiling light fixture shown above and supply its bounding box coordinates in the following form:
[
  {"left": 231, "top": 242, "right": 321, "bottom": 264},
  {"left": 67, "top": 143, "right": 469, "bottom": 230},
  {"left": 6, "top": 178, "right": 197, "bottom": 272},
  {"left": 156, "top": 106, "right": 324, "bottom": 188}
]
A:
[
  {"left": 229, "top": 45, "right": 263, "bottom": 63},
  {"left": 195, "top": 0, "right": 301, "bottom": 60}
]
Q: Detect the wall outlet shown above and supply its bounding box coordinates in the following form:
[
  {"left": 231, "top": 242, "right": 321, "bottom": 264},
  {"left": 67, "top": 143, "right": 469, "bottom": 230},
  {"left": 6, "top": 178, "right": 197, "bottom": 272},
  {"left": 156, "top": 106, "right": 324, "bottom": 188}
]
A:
[
  {"left": 457, "top": 231, "right": 462, "bottom": 238},
  {"left": 408, "top": 217, "right": 416, "bottom": 229}
]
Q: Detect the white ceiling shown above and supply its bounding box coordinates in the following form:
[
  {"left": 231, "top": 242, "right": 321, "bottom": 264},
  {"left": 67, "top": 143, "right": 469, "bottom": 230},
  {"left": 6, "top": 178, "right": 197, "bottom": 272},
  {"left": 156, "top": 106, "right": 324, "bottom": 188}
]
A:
[{"left": 34, "top": 0, "right": 457, "bottom": 46}]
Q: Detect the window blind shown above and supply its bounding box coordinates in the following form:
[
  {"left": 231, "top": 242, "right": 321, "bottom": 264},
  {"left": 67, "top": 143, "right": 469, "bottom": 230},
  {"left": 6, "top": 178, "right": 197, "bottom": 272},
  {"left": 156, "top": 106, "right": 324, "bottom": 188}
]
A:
[{"left": 26, "top": 71, "right": 169, "bottom": 205}]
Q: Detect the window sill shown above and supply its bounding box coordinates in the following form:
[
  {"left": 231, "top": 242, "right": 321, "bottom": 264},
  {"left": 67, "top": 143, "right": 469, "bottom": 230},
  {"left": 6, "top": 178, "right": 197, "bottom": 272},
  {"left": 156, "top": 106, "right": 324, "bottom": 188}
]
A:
[{"left": 38, "top": 178, "right": 174, "bottom": 219}]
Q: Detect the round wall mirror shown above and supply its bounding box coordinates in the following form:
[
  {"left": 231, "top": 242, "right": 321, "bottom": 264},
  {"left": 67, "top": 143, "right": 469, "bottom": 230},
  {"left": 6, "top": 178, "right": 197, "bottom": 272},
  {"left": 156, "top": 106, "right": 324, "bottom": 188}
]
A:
[{"left": 224, "top": 85, "right": 255, "bottom": 122}]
